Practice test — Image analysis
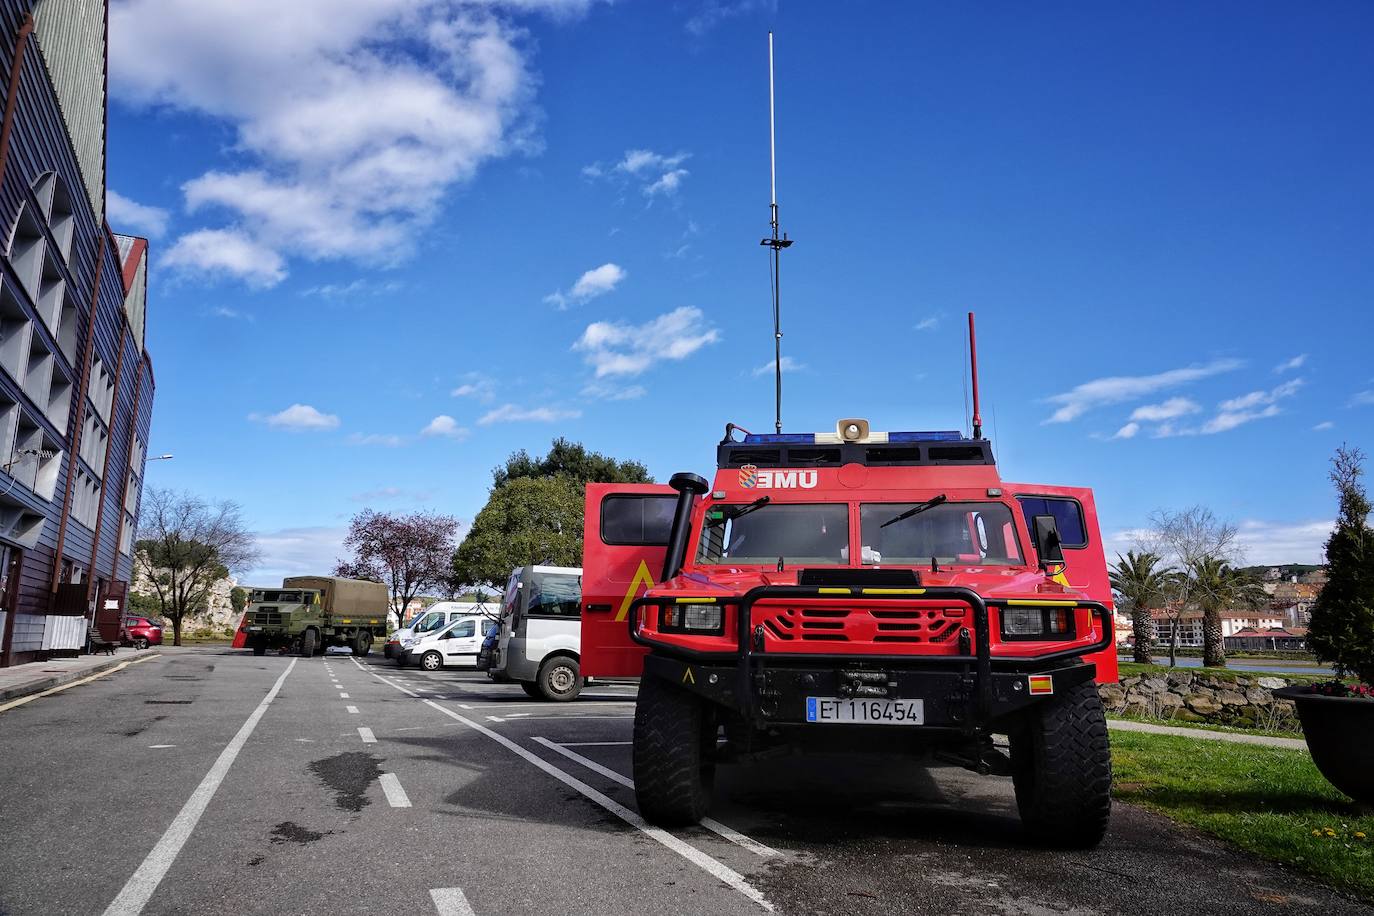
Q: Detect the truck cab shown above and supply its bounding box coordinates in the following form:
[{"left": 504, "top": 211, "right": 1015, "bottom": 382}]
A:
[{"left": 583, "top": 419, "right": 1117, "bottom": 846}]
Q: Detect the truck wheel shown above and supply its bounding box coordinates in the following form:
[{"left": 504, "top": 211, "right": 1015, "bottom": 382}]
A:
[
  {"left": 536, "top": 656, "right": 582, "bottom": 702},
  {"left": 1010, "top": 677, "right": 1112, "bottom": 848},
  {"left": 633, "top": 673, "right": 714, "bottom": 826},
  {"left": 352, "top": 633, "right": 372, "bottom": 657},
  {"left": 421, "top": 651, "right": 443, "bottom": 671},
  {"left": 520, "top": 682, "right": 542, "bottom": 700},
  {"left": 301, "top": 629, "right": 317, "bottom": 658},
  {"left": 252, "top": 645, "right": 266, "bottom": 657}
]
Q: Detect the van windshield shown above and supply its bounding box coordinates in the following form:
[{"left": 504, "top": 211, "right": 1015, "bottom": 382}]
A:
[
  {"left": 412, "top": 611, "right": 446, "bottom": 632},
  {"left": 859, "top": 501, "right": 1023, "bottom": 566},
  {"left": 526, "top": 572, "right": 580, "bottom": 617},
  {"left": 696, "top": 503, "right": 849, "bottom": 565}
]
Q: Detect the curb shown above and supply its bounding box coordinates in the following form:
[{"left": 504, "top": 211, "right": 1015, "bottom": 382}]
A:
[
  {"left": 0, "top": 652, "right": 161, "bottom": 703},
  {"left": 1108, "top": 717, "right": 1308, "bottom": 751}
]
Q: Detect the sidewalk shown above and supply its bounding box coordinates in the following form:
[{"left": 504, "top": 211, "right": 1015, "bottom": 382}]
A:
[
  {"left": 1108, "top": 717, "right": 1308, "bottom": 751},
  {"left": 0, "top": 648, "right": 161, "bottom": 705}
]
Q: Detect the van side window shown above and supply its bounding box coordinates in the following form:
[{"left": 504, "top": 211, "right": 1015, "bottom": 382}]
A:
[
  {"left": 1016, "top": 497, "right": 1087, "bottom": 548},
  {"left": 451, "top": 620, "right": 475, "bottom": 638},
  {"left": 601, "top": 495, "right": 676, "bottom": 546}
]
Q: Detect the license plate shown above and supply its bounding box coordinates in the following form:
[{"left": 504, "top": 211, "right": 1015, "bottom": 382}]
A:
[{"left": 806, "top": 697, "right": 924, "bottom": 725}]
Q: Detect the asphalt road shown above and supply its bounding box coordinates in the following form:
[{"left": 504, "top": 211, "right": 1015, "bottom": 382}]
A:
[{"left": 0, "top": 646, "right": 1369, "bottom": 916}]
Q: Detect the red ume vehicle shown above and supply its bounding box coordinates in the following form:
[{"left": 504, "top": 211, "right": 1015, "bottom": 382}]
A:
[
  {"left": 122, "top": 616, "right": 163, "bottom": 649},
  {"left": 582, "top": 334, "right": 1118, "bottom": 847}
]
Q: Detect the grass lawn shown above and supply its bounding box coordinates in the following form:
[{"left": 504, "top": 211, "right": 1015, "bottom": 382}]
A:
[
  {"left": 1112, "top": 730, "right": 1373, "bottom": 900},
  {"left": 1107, "top": 711, "right": 1302, "bottom": 737},
  {"left": 1116, "top": 661, "right": 1330, "bottom": 685}
]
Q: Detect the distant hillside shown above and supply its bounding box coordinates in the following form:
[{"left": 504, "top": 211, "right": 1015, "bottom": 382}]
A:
[{"left": 1238, "top": 564, "right": 1324, "bottom": 579}]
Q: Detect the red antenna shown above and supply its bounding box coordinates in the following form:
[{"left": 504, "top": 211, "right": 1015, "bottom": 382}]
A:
[{"left": 968, "top": 311, "right": 983, "bottom": 439}]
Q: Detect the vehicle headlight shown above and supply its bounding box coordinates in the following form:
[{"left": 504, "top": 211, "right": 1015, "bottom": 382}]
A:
[
  {"left": 1000, "top": 606, "right": 1073, "bottom": 639},
  {"left": 661, "top": 603, "right": 724, "bottom": 634},
  {"left": 402, "top": 638, "right": 418, "bottom": 648}
]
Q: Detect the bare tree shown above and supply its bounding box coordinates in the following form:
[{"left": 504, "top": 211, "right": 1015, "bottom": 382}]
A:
[
  {"left": 334, "top": 510, "right": 460, "bottom": 627},
  {"left": 136, "top": 488, "right": 260, "bottom": 646},
  {"left": 1145, "top": 506, "right": 1246, "bottom": 667}
]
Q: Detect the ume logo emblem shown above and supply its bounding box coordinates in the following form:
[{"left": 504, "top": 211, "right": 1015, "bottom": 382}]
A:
[{"left": 738, "top": 464, "right": 817, "bottom": 490}]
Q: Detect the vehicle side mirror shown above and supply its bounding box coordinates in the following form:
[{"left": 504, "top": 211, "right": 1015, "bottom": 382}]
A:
[{"left": 1032, "top": 515, "right": 1065, "bottom": 566}]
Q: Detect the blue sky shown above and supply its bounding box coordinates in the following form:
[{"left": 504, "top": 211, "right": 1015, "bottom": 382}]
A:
[{"left": 104, "top": 1, "right": 1373, "bottom": 582}]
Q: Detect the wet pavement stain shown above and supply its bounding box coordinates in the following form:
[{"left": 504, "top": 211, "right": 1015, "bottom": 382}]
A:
[
  {"left": 246, "top": 856, "right": 265, "bottom": 867},
  {"left": 270, "top": 822, "right": 330, "bottom": 845},
  {"left": 119, "top": 715, "right": 168, "bottom": 738},
  {"left": 308, "top": 751, "right": 382, "bottom": 812}
]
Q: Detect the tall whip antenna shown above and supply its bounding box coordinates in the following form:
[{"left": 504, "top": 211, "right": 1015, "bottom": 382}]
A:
[{"left": 761, "top": 31, "right": 793, "bottom": 433}]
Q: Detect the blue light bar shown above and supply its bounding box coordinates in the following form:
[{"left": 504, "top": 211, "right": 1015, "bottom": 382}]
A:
[
  {"left": 742, "top": 433, "right": 816, "bottom": 444},
  {"left": 888, "top": 430, "right": 965, "bottom": 442}
]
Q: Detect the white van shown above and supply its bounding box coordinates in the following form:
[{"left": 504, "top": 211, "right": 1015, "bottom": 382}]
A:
[
  {"left": 385, "top": 601, "right": 493, "bottom": 659},
  {"left": 489, "top": 565, "right": 583, "bottom": 701},
  {"left": 398, "top": 615, "right": 487, "bottom": 670}
]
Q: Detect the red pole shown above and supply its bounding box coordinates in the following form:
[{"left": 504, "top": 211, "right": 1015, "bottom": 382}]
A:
[{"left": 968, "top": 312, "right": 983, "bottom": 439}]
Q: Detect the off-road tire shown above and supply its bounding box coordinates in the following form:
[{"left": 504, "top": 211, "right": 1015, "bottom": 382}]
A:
[
  {"left": 352, "top": 633, "right": 372, "bottom": 657},
  {"left": 1010, "top": 677, "right": 1112, "bottom": 848},
  {"left": 536, "top": 656, "right": 583, "bottom": 702},
  {"left": 633, "top": 673, "right": 715, "bottom": 827},
  {"left": 252, "top": 645, "right": 266, "bottom": 657},
  {"left": 520, "top": 682, "right": 543, "bottom": 700},
  {"left": 421, "top": 651, "right": 443, "bottom": 671},
  {"left": 301, "top": 629, "right": 317, "bottom": 658}
]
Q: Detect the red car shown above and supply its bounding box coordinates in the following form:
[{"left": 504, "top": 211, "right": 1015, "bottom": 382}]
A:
[{"left": 122, "top": 616, "right": 163, "bottom": 649}]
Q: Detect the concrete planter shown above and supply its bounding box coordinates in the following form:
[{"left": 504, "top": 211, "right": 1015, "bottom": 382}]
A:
[{"left": 1275, "top": 686, "right": 1374, "bottom": 804}]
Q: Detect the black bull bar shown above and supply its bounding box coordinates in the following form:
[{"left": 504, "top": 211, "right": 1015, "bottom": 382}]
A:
[{"left": 628, "top": 586, "right": 1113, "bottom": 733}]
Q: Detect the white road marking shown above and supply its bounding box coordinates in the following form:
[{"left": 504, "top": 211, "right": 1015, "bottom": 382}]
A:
[
  {"left": 380, "top": 773, "right": 412, "bottom": 808},
  {"left": 458, "top": 701, "right": 632, "bottom": 710},
  {"left": 560, "top": 741, "right": 633, "bottom": 747},
  {"left": 486, "top": 716, "right": 504, "bottom": 723},
  {"left": 339, "top": 692, "right": 350, "bottom": 698},
  {"left": 533, "top": 738, "right": 781, "bottom": 859},
  {"left": 346, "top": 705, "right": 359, "bottom": 714},
  {"left": 414, "top": 700, "right": 771, "bottom": 910},
  {"left": 147, "top": 744, "right": 175, "bottom": 749},
  {"left": 358, "top": 727, "right": 377, "bottom": 744},
  {"left": 102, "top": 659, "right": 298, "bottom": 916},
  {"left": 429, "top": 887, "right": 475, "bottom": 916},
  {"left": 505, "top": 713, "right": 531, "bottom": 718},
  {"left": 513, "top": 715, "right": 633, "bottom": 720}
]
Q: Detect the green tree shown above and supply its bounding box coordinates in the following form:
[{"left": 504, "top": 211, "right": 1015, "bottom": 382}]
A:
[
  {"left": 1307, "top": 446, "right": 1374, "bottom": 684},
  {"left": 230, "top": 586, "right": 248, "bottom": 615},
  {"left": 1184, "top": 556, "right": 1268, "bottom": 668},
  {"left": 127, "top": 591, "right": 161, "bottom": 619},
  {"left": 1110, "top": 550, "right": 1171, "bottom": 664},
  {"left": 491, "top": 438, "right": 651, "bottom": 490},
  {"left": 452, "top": 477, "right": 586, "bottom": 587}
]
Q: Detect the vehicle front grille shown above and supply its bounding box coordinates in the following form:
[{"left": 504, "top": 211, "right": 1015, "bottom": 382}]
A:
[
  {"left": 755, "top": 604, "right": 966, "bottom": 654},
  {"left": 253, "top": 608, "right": 283, "bottom": 626}
]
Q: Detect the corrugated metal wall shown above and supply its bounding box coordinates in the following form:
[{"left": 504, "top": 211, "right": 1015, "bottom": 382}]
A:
[{"left": 31, "top": 0, "right": 105, "bottom": 227}]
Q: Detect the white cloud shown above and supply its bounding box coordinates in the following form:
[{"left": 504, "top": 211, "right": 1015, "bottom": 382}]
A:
[
  {"left": 914, "top": 316, "right": 940, "bottom": 331},
  {"left": 251, "top": 403, "right": 340, "bottom": 431},
  {"left": 299, "top": 278, "right": 403, "bottom": 299},
  {"left": 110, "top": 1, "right": 589, "bottom": 285},
  {"left": 684, "top": 0, "right": 773, "bottom": 35},
  {"left": 1274, "top": 353, "right": 1307, "bottom": 373},
  {"left": 107, "top": 189, "right": 169, "bottom": 238},
  {"left": 752, "top": 356, "right": 804, "bottom": 377},
  {"left": 1112, "top": 422, "right": 1140, "bottom": 440},
  {"left": 544, "top": 262, "right": 625, "bottom": 309},
  {"left": 478, "top": 403, "right": 581, "bottom": 424},
  {"left": 582, "top": 382, "right": 647, "bottom": 401},
  {"left": 348, "top": 433, "right": 407, "bottom": 447},
  {"left": 159, "top": 228, "right": 287, "bottom": 288},
  {"left": 583, "top": 148, "right": 692, "bottom": 197},
  {"left": 421, "top": 414, "right": 469, "bottom": 439},
  {"left": 574, "top": 306, "right": 720, "bottom": 378},
  {"left": 1313, "top": 421, "right": 1335, "bottom": 431},
  {"left": 1201, "top": 378, "right": 1304, "bottom": 433},
  {"left": 246, "top": 525, "right": 347, "bottom": 584},
  {"left": 1234, "top": 519, "right": 1335, "bottom": 566},
  {"left": 451, "top": 375, "right": 496, "bottom": 402},
  {"left": 206, "top": 305, "right": 253, "bottom": 321},
  {"left": 1218, "top": 378, "right": 1304, "bottom": 413},
  {"left": 1350, "top": 390, "right": 1374, "bottom": 407},
  {"left": 1128, "top": 397, "right": 1201, "bottom": 423},
  {"left": 1043, "top": 358, "right": 1243, "bottom": 424}
]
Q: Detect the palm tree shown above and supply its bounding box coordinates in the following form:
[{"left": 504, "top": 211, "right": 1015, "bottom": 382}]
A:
[
  {"left": 1184, "top": 556, "right": 1269, "bottom": 668},
  {"left": 1109, "top": 551, "right": 1171, "bottom": 664}
]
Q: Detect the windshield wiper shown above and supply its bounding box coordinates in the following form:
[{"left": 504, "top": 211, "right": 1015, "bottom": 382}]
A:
[
  {"left": 706, "top": 495, "right": 771, "bottom": 527},
  {"left": 878, "top": 494, "right": 948, "bottom": 529}
]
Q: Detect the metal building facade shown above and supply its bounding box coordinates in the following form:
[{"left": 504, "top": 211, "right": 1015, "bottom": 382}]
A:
[{"left": 0, "top": 0, "right": 156, "bottom": 666}]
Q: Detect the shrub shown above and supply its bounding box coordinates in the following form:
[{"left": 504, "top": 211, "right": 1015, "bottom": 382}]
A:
[{"left": 1306, "top": 446, "right": 1374, "bottom": 686}]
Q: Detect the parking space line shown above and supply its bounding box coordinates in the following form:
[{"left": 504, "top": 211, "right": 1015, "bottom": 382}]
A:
[
  {"left": 532, "top": 738, "right": 781, "bottom": 859},
  {"left": 102, "top": 659, "right": 298, "bottom": 916},
  {"left": 511, "top": 715, "right": 633, "bottom": 720},
  {"left": 429, "top": 887, "right": 475, "bottom": 916},
  {"left": 561, "top": 741, "right": 632, "bottom": 747},
  {"left": 380, "top": 773, "right": 412, "bottom": 808},
  {"left": 346, "top": 706, "right": 359, "bottom": 714},
  {"left": 339, "top": 692, "right": 350, "bottom": 698},
  {"left": 358, "top": 727, "right": 377, "bottom": 744}
]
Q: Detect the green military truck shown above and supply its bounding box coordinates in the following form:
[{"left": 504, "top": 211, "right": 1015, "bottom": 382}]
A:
[{"left": 244, "top": 576, "right": 389, "bottom": 658}]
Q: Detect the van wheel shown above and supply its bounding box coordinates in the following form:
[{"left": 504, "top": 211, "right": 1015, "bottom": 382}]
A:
[
  {"left": 301, "top": 629, "right": 317, "bottom": 658},
  {"left": 520, "top": 682, "right": 542, "bottom": 700},
  {"left": 421, "top": 651, "right": 443, "bottom": 672},
  {"left": 1010, "top": 677, "right": 1112, "bottom": 848},
  {"left": 633, "top": 673, "right": 714, "bottom": 826},
  {"left": 537, "top": 656, "right": 582, "bottom": 702}
]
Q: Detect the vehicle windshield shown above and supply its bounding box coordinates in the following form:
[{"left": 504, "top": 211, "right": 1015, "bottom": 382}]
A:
[
  {"left": 859, "top": 501, "right": 1023, "bottom": 566},
  {"left": 696, "top": 503, "right": 849, "bottom": 565},
  {"left": 250, "top": 590, "right": 305, "bottom": 604},
  {"left": 411, "top": 611, "right": 447, "bottom": 632},
  {"left": 526, "top": 572, "right": 580, "bottom": 616}
]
